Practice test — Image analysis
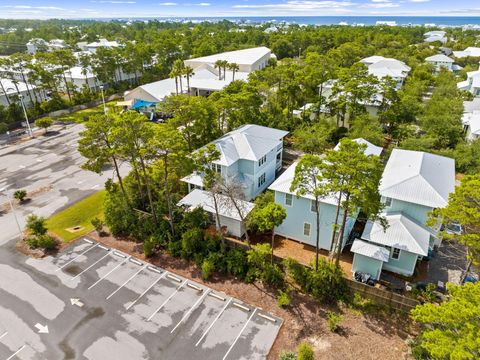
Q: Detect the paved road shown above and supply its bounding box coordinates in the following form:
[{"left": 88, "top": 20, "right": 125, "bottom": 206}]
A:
[
  {"left": 0, "top": 124, "right": 127, "bottom": 245},
  {"left": 0, "top": 125, "right": 282, "bottom": 359}
]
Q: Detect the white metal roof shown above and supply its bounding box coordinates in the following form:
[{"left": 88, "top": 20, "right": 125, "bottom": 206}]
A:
[
  {"left": 185, "top": 47, "right": 271, "bottom": 67},
  {"left": 181, "top": 172, "right": 204, "bottom": 187},
  {"left": 65, "top": 66, "right": 96, "bottom": 79},
  {"left": 268, "top": 161, "right": 339, "bottom": 206},
  {"left": 379, "top": 149, "right": 455, "bottom": 208},
  {"left": 361, "top": 213, "right": 432, "bottom": 256},
  {"left": 425, "top": 54, "right": 454, "bottom": 63},
  {"left": 0, "top": 78, "right": 36, "bottom": 94},
  {"left": 453, "top": 47, "right": 480, "bottom": 58},
  {"left": 334, "top": 138, "right": 383, "bottom": 157},
  {"left": 463, "top": 111, "right": 480, "bottom": 136},
  {"left": 351, "top": 239, "right": 390, "bottom": 262},
  {"left": 211, "top": 124, "right": 288, "bottom": 166},
  {"left": 367, "top": 58, "right": 411, "bottom": 79},
  {"left": 177, "top": 189, "right": 254, "bottom": 221}
]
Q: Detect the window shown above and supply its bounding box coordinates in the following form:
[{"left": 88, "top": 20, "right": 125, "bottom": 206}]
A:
[
  {"left": 391, "top": 248, "right": 400, "bottom": 260},
  {"left": 383, "top": 197, "right": 392, "bottom": 207},
  {"left": 285, "top": 193, "right": 293, "bottom": 206},
  {"left": 258, "top": 155, "right": 267, "bottom": 167},
  {"left": 276, "top": 152, "right": 281, "bottom": 162},
  {"left": 310, "top": 199, "right": 316, "bottom": 212},
  {"left": 211, "top": 163, "right": 221, "bottom": 174},
  {"left": 257, "top": 173, "right": 266, "bottom": 188},
  {"left": 303, "top": 222, "right": 311, "bottom": 237}
]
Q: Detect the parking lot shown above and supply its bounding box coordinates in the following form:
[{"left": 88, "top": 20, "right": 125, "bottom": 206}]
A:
[{"left": 0, "top": 238, "right": 282, "bottom": 359}]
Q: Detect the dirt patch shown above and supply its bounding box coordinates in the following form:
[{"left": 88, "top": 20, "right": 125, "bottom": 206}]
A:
[
  {"left": 85, "top": 231, "right": 414, "bottom": 360},
  {"left": 66, "top": 226, "right": 84, "bottom": 233}
]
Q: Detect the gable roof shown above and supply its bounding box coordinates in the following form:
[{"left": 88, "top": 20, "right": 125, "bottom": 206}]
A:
[
  {"left": 268, "top": 161, "right": 339, "bottom": 206},
  {"left": 361, "top": 213, "right": 433, "bottom": 256},
  {"left": 367, "top": 58, "right": 411, "bottom": 79},
  {"left": 177, "top": 189, "right": 254, "bottom": 221},
  {"left": 212, "top": 125, "right": 288, "bottom": 166},
  {"left": 463, "top": 110, "right": 480, "bottom": 136},
  {"left": 379, "top": 149, "right": 455, "bottom": 208},
  {"left": 425, "top": 54, "right": 454, "bottom": 63},
  {"left": 185, "top": 47, "right": 271, "bottom": 67},
  {"left": 334, "top": 138, "right": 383, "bottom": 157}
]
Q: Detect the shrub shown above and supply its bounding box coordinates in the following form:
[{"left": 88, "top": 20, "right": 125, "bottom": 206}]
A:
[
  {"left": 181, "top": 228, "right": 204, "bottom": 260},
  {"left": 14, "top": 189, "right": 27, "bottom": 202},
  {"left": 180, "top": 207, "right": 209, "bottom": 230},
  {"left": 225, "top": 247, "right": 249, "bottom": 279},
  {"left": 296, "top": 342, "right": 315, "bottom": 360},
  {"left": 201, "top": 258, "right": 215, "bottom": 280},
  {"left": 326, "top": 311, "right": 343, "bottom": 332},
  {"left": 278, "top": 351, "right": 297, "bottom": 360},
  {"left": 284, "top": 257, "right": 308, "bottom": 287},
  {"left": 143, "top": 237, "right": 156, "bottom": 257},
  {"left": 277, "top": 290, "right": 291, "bottom": 308},
  {"left": 91, "top": 217, "right": 104, "bottom": 234},
  {"left": 261, "top": 263, "right": 284, "bottom": 287},
  {"left": 35, "top": 117, "right": 54, "bottom": 133},
  {"left": 167, "top": 239, "right": 182, "bottom": 258},
  {"left": 26, "top": 234, "right": 56, "bottom": 250},
  {"left": 26, "top": 214, "right": 47, "bottom": 236}
]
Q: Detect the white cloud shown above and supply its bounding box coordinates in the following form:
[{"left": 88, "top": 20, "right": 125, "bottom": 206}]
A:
[
  {"left": 159, "top": 2, "right": 178, "bottom": 5},
  {"left": 195, "top": 2, "right": 211, "bottom": 5},
  {"left": 371, "top": 0, "right": 391, "bottom": 2},
  {"left": 233, "top": 1, "right": 355, "bottom": 10},
  {"left": 362, "top": 2, "right": 400, "bottom": 7},
  {"left": 90, "top": 1, "right": 136, "bottom": 3},
  {"left": 2, "top": 5, "right": 65, "bottom": 10},
  {"left": 409, "top": 0, "right": 430, "bottom": 2}
]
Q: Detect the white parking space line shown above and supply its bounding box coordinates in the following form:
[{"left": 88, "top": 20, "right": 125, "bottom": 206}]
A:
[
  {"left": 170, "top": 288, "right": 211, "bottom": 334},
  {"left": 5, "top": 345, "right": 26, "bottom": 360},
  {"left": 0, "top": 331, "right": 7, "bottom": 341},
  {"left": 222, "top": 308, "right": 258, "bottom": 360},
  {"left": 88, "top": 256, "right": 131, "bottom": 290},
  {"left": 56, "top": 243, "right": 100, "bottom": 271},
  {"left": 147, "top": 279, "right": 187, "bottom": 322},
  {"left": 195, "top": 297, "right": 233, "bottom": 347},
  {"left": 126, "top": 271, "right": 168, "bottom": 311},
  {"left": 106, "top": 265, "right": 146, "bottom": 300},
  {"left": 69, "top": 251, "right": 111, "bottom": 281}
]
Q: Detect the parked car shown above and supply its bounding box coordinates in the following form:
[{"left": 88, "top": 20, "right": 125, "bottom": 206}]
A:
[{"left": 445, "top": 222, "right": 462, "bottom": 236}]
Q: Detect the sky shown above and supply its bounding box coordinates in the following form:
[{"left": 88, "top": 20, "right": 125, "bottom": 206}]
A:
[{"left": 1, "top": 0, "right": 480, "bottom": 19}]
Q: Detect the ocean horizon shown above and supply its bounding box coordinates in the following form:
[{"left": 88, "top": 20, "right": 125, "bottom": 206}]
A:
[{"left": 104, "top": 16, "right": 480, "bottom": 27}]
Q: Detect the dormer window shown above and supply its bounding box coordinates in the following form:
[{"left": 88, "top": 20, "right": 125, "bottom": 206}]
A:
[
  {"left": 382, "top": 196, "right": 392, "bottom": 207},
  {"left": 211, "top": 163, "right": 221, "bottom": 174}
]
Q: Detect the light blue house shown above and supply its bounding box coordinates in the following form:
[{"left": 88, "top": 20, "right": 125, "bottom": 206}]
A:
[
  {"left": 268, "top": 161, "right": 357, "bottom": 252},
  {"left": 351, "top": 149, "right": 455, "bottom": 279},
  {"left": 182, "top": 124, "right": 288, "bottom": 201}
]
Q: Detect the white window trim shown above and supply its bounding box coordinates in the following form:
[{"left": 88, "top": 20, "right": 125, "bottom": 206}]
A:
[
  {"left": 310, "top": 199, "right": 317, "bottom": 213},
  {"left": 285, "top": 193, "right": 293, "bottom": 207},
  {"left": 390, "top": 247, "right": 400, "bottom": 261},
  {"left": 303, "top": 222, "right": 311, "bottom": 237}
]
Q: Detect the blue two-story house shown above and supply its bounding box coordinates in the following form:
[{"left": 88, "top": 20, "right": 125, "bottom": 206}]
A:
[
  {"left": 351, "top": 149, "right": 455, "bottom": 279},
  {"left": 268, "top": 161, "right": 357, "bottom": 252},
  {"left": 182, "top": 124, "right": 288, "bottom": 201}
]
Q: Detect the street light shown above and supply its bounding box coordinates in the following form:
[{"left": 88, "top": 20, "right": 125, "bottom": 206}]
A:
[
  {"left": 0, "top": 187, "right": 23, "bottom": 240},
  {"left": 99, "top": 85, "right": 107, "bottom": 114},
  {"left": 18, "top": 94, "right": 33, "bottom": 137}
]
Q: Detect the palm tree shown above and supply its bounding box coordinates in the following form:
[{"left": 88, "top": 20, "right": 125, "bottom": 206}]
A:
[
  {"left": 79, "top": 53, "right": 92, "bottom": 89},
  {"left": 0, "top": 59, "right": 11, "bottom": 106},
  {"left": 171, "top": 59, "right": 185, "bottom": 94},
  {"left": 221, "top": 60, "right": 229, "bottom": 81},
  {"left": 214, "top": 60, "right": 223, "bottom": 80},
  {"left": 183, "top": 65, "right": 194, "bottom": 95},
  {"left": 228, "top": 62, "right": 239, "bottom": 81}
]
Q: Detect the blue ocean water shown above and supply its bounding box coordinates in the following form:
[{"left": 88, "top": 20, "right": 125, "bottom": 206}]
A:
[{"left": 135, "top": 16, "right": 480, "bottom": 27}]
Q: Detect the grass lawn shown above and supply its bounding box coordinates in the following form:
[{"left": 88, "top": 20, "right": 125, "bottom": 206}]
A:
[
  {"left": 46, "top": 190, "right": 106, "bottom": 243},
  {"left": 56, "top": 101, "right": 117, "bottom": 123}
]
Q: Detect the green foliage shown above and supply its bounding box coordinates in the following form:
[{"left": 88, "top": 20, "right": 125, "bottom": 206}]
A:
[
  {"left": 411, "top": 282, "right": 480, "bottom": 359},
  {"left": 278, "top": 351, "right": 297, "bottom": 360},
  {"left": 225, "top": 247, "right": 249, "bottom": 279},
  {"left": 91, "top": 217, "right": 104, "bottom": 234},
  {"left": 277, "top": 290, "right": 291, "bottom": 308},
  {"left": 26, "top": 214, "right": 47, "bottom": 236},
  {"left": 180, "top": 228, "right": 204, "bottom": 260},
  {"left": 296, "top": 342, "right": 315, "bottom": 360},
  {"left": 143, "top": 237, "right": 156, "bottom": 258},
  {"left": 35, "top": 117, "right": 53, "bottom": 132},
  {"left": 284, "top": 257, "right": 349, "bottom": 304},
  {"left": 25, "top": 234, "right": 57, "bottom": 250},
  {"left": 13, "top": 189, "right": 27, "bottom": 202},
  {"left": 326, "top": 311, "right": 343, "bottom": 332},
  {"left": 411, "top": 283, "right": 439, "bottom": 303},
  {"left": 246, "top": 244, "right": 284, "bottom": 286},
  {"left": 292, "top": 121, "right": 336, "bottom": 154},
  {"left": 452, "top": 139, "right": 480, "bottom": 174},
  {"left": 201, "top": 258, "right": 215, "bottom": 280}
]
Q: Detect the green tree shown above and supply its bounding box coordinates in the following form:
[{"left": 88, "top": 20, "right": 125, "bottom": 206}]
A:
[
  {"left": 322, "top": 138, "right": 383, "bottom": 266},
  {"left": 411, "top": 282, "right": 480, "bottom": 360},
  {"left": 35, "top": 117, "right": 53, "bottom": 134},
  {"left": 291, "top": 121, "right": 335, "bottom": 154},
  {"left": 290, "top": 154, "right": 328, "bottom": 270},
  {"left": 26, "top": 214, "right": 47, "bottom": 236},
  {"left": 429, "top": 174, "right": 480, "bottom": 265}
]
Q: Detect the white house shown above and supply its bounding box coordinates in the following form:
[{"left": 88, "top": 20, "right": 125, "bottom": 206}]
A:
[
  {"left": 457, "top": 65, "right": 480, "bottom": 96},
  {"left": 351, "top": 149, "right": 455, "bottom": 279},
  {"left": 182, "top": 124, "right": 288, "bottom": 201},
  {"left": 334, "top": 138, "right": 383, "bottom": 157},
  {"left": 177, "top": 189, "right": 254, "bottom": 238},
  {"left": 462, "top": 110, "right": 480, "bottom": 141},
  {"left": 424, "top": 31, "right": 447, "bottom": 44},
  {"left": 453, "top": 46, "right": 480, "bottom": 58},
  {"left": 360, "top": 56, "right": 411, "bottom": 89},
  {"left": 184, "top": 47, "right": 274, "bottom": 73},
  {"left": 83, "top": 39, "right": 121, "bottom": 54},
  {"left": 26, "top": 38, "right": 68, "bottom": 53},
  {"left": 0, "top": 78, "right": 44, "bottom": 107},
  {"left": 64, "top": 66, "right": 100, "bottom": 91},
  {"left": 425, "top": 54, "right": 454, "bottom": 72}
]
